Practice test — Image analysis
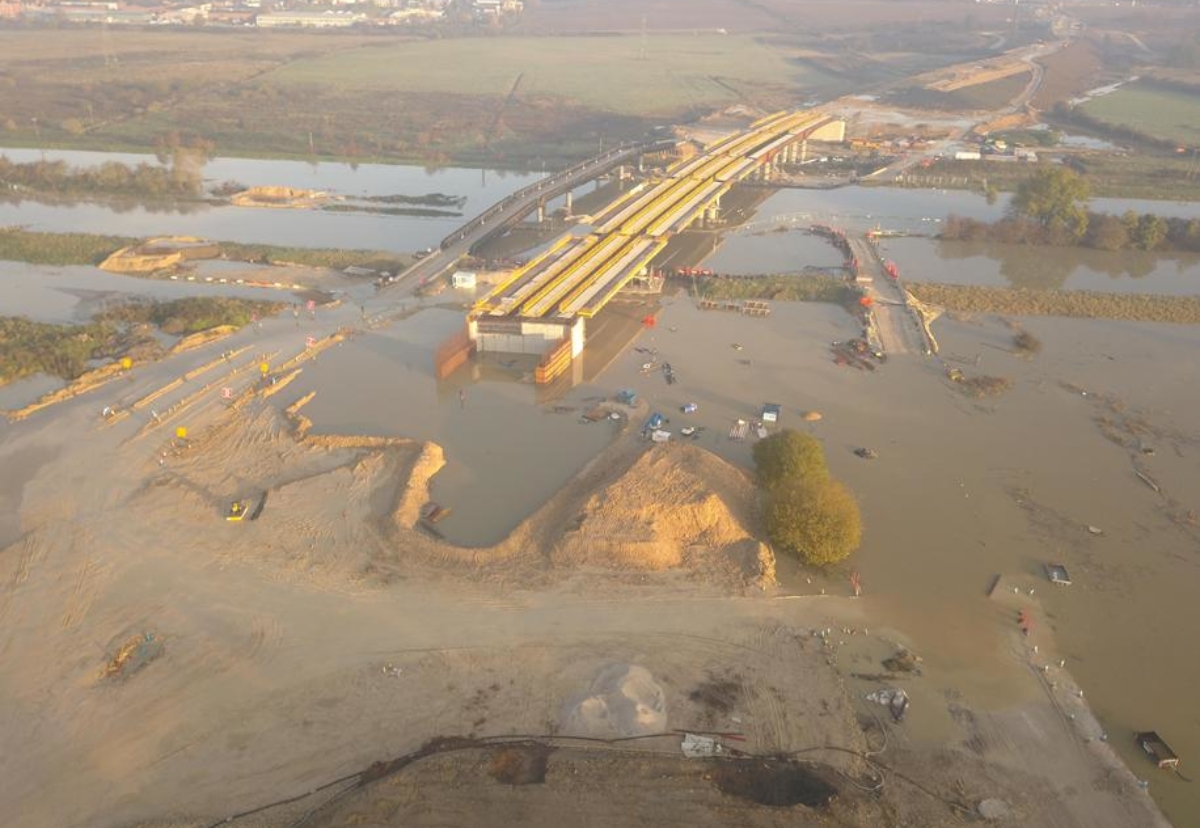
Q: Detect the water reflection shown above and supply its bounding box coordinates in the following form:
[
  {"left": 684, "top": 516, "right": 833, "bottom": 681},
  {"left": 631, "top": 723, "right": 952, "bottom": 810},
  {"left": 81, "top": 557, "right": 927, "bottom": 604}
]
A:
[{"left": 880, "top": 237, "right": 1200, "bottom": 294}]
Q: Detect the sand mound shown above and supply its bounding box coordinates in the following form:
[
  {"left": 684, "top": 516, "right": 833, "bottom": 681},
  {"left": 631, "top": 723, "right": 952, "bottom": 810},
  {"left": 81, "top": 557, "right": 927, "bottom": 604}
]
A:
[
  {"left": 231, "top": 186, "right": 328, "bottom": 209},
  {"left": 394, "top": 442, "right": 446, "bottom": 529},
  {"left": 551, "top": 445, "right": 774, "bottom": 587},
  {"left": 562, "top": 663, "right": 666, "bottom": 738},
  {"left": 99, "top": 236, "right": 221, "bottom": 273}
]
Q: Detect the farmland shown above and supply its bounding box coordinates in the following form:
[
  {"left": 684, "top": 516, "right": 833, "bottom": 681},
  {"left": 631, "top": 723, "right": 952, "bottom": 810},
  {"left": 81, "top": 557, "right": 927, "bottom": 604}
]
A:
[
  {"left": 266, "top": 34, "right": 844, "bottom": 117},
  {"left": 1079, "top": 82, "right": 1200, "bottom": 147},
  {"left": 0, "top": 25, "right": 1004, "bottom": 168}
]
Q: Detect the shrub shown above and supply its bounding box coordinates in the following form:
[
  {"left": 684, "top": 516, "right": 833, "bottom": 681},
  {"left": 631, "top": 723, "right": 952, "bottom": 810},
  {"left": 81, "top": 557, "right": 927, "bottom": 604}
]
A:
[
  {"left": 765, "top": 477, "right": 863, "bottom": 566},
  {"left": 752, "top": 430, "right": 828, "bottom": 490},
  {"left": 1013, "top": 330, "right": 1042, "bottom": 354}
]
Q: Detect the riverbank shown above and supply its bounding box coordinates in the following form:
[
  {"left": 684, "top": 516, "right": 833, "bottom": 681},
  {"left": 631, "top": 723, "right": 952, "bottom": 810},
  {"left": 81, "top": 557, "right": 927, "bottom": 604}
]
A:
[{"left": 0, "top": 227, "right": 411, "bottom": 273}]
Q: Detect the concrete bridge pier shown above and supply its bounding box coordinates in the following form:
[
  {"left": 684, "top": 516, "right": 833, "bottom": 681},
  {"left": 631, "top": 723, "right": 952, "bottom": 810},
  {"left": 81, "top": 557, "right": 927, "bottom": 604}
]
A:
[
  {"left": 564, "top": 189, "right": 574, "bottom": 217},
  {"left": 800, "top": 138, "right": 809, "bottom": 164},
  {"left": 536, "top": 198, "right": 546, "bottom": 223}
]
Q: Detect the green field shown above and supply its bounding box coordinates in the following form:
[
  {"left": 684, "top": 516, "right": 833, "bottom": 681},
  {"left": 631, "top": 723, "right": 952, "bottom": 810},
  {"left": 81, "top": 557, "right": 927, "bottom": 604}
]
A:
[
  {"left": 268, "top": 34, "right": 840, "bottom": 117},
  {"left": 1080, "top": 83, "right": 1200, "bottom": 147}
]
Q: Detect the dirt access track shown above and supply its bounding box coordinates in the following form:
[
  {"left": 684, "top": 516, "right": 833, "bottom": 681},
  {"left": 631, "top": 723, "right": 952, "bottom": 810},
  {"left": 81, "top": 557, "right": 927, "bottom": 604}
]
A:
[{"left": 0, "top": 301, "right": 1172, "bottom": 828}]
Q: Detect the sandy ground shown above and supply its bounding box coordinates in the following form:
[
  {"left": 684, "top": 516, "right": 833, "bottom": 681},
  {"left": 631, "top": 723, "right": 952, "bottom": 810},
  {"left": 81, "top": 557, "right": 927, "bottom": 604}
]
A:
[{"left": 0, "top": 286, "right": 1179, "bottom": 828}]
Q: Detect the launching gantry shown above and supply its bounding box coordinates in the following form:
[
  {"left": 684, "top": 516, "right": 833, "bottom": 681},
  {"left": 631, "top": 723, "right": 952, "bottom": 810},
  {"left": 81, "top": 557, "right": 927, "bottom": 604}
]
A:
[{"left": 465, "top": 110, "right": 845, "bottom": 383}]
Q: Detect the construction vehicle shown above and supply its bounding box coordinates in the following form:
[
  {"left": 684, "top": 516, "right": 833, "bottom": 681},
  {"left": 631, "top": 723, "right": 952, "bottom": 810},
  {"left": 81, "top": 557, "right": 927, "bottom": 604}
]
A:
[{"left": 226, "top": 501, "right": 247, "bottom": 521}]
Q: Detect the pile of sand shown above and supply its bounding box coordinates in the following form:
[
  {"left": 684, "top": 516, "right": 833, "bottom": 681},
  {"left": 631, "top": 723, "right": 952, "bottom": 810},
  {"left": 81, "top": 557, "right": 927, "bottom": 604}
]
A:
[
  {"left": 231, "top": 186, "right": 328, "bottom": 209},
  {"left": 99, "top": 236, "right": 220, "bottom": 273},
  {"left": 561, "top": 663, "right": 666, "bottom": 739},
  {"left": 551, "top": 445, "right": 774, "bottom": 587}
]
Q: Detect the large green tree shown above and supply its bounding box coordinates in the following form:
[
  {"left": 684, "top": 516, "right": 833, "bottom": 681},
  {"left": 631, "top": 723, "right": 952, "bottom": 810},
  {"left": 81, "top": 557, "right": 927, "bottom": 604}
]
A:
[
  {"left": 765, "top": 477, "right": 863, "bottom": 566},
  {"left": 1010, "top": 166, "right": 1091, "bottom": 241},
  {"left": 752, "top": 429, "right": 828, "bottom": 490}
]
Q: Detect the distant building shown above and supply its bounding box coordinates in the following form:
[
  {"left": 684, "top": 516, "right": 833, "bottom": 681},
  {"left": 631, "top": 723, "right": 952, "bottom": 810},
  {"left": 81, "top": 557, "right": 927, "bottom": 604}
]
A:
[
  {"left": 387, "top": 6, "right": 442, "bottom": 21},
  {"left": 0, "top": 1, "right": 23, "bottom": 19},
  {"left": 257, "top": 10, "right": 366, "bottom": 26}
]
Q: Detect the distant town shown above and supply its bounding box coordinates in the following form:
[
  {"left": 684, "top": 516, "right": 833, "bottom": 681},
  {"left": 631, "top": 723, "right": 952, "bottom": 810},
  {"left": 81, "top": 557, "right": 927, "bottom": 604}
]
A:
[{"left": 0, "top": 0, "right": 522, "bottom": 28}]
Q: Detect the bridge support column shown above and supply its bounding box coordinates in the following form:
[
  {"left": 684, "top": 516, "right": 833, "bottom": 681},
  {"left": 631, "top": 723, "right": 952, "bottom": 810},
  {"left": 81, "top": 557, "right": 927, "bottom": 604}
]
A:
[
  {"left": 537, "top": 199, "right": 545, "bottom": 223},
  {"left": 564, "top": 189, "right": 573, "bottom": 216},
  {"left": 800, "top": 139, "right": 809, "bottom": 164}
]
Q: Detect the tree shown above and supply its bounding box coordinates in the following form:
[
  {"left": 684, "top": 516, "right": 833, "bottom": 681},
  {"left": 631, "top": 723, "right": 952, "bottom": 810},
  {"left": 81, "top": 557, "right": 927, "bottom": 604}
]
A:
[
  {"left": 765, "top": 478, "right": 863, "bottom": 566},
  {"left": 1085, "top": 213, "right": 1130, "bottom": 251},
  {"left": 1009, "top": 166, "right": 1091, "bottom": 241},
  {"left": 1134, "top": 213, "right": 1167, "bottom": 251},
  {"left": 752, "top": 429, "right": 828, "bottom": 490}
]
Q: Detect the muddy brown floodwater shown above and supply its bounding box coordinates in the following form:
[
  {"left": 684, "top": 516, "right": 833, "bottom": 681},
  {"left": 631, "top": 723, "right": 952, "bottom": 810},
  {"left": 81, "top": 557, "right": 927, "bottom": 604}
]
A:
[
  {"left": 593, "top": 297, "right": 1200, "bottom": 824},
  {"left": 283, "top": 291, "right": 1200, "bottom": 824},
  {"left": 275, "top": 307, "right": 621, "bottom": 547}
]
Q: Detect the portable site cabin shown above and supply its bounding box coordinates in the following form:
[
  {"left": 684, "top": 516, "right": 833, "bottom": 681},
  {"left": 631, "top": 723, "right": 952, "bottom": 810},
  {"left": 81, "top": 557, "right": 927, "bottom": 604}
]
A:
[{"left": 451, "top": 270, "right": 477, "bottom": 290}]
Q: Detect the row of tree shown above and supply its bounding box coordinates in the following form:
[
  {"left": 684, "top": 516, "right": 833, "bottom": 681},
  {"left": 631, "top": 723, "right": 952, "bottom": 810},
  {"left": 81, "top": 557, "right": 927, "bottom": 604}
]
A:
[
  {"left": 0, "top": 153, "right": 202, "bottom": 199},
  {"left": 942, "top": 167, "right": 1200, "bottom": 252},
  {"left": 753, "top": 431, "right": 862, "bottom": 566}
]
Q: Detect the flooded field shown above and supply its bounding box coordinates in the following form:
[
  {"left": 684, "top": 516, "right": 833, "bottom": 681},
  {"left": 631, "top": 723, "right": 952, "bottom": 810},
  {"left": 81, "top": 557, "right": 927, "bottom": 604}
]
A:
[
  {"left": 4, "top": 150, "right": 1200, "bottom": 822},
  {"left": 273, "top": 307, "right": 619, "bottom": 547},
  {"left": 0, "top": 146, "right": 546, "bottom": 253},
  {"left": 0, "top": 260, "right": 333, "bottom": 325},
  {"left": 593, "top": 298, "right": 1200, "bottom": 824},
  {"left": 881, "top": 237, "right": 1200, "bottom": 294}
]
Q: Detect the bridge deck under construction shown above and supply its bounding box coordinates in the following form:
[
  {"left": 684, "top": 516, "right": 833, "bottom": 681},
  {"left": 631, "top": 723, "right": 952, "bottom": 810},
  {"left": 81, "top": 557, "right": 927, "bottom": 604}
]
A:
[{"left": 473, "top": 109, "right": 831, "bottom": 322}]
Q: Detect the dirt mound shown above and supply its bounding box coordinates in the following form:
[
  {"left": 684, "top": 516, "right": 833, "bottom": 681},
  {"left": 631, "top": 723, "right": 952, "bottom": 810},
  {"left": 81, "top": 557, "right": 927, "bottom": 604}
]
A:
[
  {"left": 99, "top": 236, "right": 220, "bottom": 273},
  {"left": 394, "top": 442, "right": 446, "bottom": 529},
  {"left": 551, "top": 445, "right": 773, "bottom": 587},
  {"left": 562, "top": 663, "right": 666, "bottom": 739},
  {"left": 231, "top": 186, "right": 328, "bottom": 209}
]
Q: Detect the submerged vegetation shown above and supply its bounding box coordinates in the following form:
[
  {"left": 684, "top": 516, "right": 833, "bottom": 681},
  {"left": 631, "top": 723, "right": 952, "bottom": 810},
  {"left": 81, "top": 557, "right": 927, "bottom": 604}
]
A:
[
  {"left": 943, "top": 166, "right": 1200, "bottom": 252},
  {"left": 693, "top": 272, "right": 857, "bottom": 304},
  {"left": 0, "top": 227, "right": 410, "bottom": 273},
  {"left": 98, "top": 297, "right": 283, "bottom": 336},
  {"left": 907, "top": 282, "right": 1200, "bottom": 324},
  {"left": 0, "top": 151, "right": 205, "bottom": 199},
  {"left": 1, "top": 297, "right": 280, "bottom": 384},
  {"left": 0, "top": 228, "right": 138, "bottom": 266},
  {"left": 0, "top": 317, "right": 122, "bottom": 384}
]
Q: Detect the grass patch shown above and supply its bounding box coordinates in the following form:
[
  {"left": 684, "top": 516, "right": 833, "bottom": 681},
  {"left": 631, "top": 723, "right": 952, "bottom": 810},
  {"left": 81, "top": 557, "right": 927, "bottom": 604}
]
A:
[
  {"left": 0, "top": 227, "right": 411, "bottom": 272},
  {"left": 958, "top": 374, "right": 1013, "bottom": 398},
  {"left": 0, "top": 316, "right": 120, "bottom": 383},
  {"left": 98, "top": 296, "right": 283, "bottom": 336},
  {"left": 887, "top": 71, "right": 1030, "bottom": 112},
  {"left": 692, "top": 272, "right": 855, "bottom": 303},
  {"left": 1012, "top": 330, "right": 1042, "bottom": 354},
  {"left": 0, "top": 227, "right": 138, "bottom": 266},
  {"left": 217, "top": 242, "right": 410, "bottom": 273},
  {"left": 908, "top": 281, "right": 1200, "bottom": 324},
  {"left": 1079, "top": 82, "right": 1200, "bottom": 147},
  {"left": 267, "top": 34, "right": 841, "bottom": 118}
]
